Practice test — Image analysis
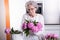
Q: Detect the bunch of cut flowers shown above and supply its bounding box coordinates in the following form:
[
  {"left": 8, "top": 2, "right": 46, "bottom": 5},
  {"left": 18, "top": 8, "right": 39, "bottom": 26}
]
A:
[{"left": 22, "top": 20, "right": 42, "bottom": 36}]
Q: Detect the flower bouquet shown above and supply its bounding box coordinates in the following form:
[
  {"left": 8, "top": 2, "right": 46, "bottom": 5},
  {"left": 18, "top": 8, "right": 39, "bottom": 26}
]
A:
[
  {"left": 45, "top": 33, "right": 58, "bottom": 40},
  {"left": 22, "top": 20, "right": 42, "bottom": 36}
]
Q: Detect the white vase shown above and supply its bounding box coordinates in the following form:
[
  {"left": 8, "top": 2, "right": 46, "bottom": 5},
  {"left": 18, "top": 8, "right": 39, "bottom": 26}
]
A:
[{"left": 11, "top": 33, "right": 23, "bottom": 40}]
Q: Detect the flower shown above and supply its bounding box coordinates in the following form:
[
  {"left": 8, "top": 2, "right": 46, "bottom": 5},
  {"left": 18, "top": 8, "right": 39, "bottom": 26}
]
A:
[
  {"left": 35, "top": 26, "right": 39, "bottom": 32},
  {"left": 31, "top": 26, "right": 36, "bottom": 32},
  {"left": 5, "top": 28, "right": 10, "bottom": 34},
  {"left": 45, "top": 34, "right": 50, "bottom": 39},
  {"left": 32, "top": 22, "right": 42, "bottom": 32},
  {"left": 37, "top": 22, "right": 42, "bottom": 30},
  {"left": 22, "top": 22, "right": 27, "bottom": 29},
  {"left": 28, "top": 22, "right": 34, "bottom": 29},
  {"left": 53, "top": 34, "right": 58, "bottom": 38}
]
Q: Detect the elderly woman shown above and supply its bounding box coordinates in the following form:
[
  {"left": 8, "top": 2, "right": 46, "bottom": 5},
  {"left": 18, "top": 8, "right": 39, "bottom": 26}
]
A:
[{"left": 22, "top": 1, "right": 45, "bottom": 40}]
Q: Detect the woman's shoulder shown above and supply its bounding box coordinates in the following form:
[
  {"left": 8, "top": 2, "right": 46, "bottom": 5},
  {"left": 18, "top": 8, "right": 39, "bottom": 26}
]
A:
[
  {"left": 22, "top": 13, "right": 29, "bottom": 19},
  {"left": 37, "top": 14, "right": 44, "bottom": 18},
  {"left": 36, "top": 14, "right": 44, "bottom": 22}
]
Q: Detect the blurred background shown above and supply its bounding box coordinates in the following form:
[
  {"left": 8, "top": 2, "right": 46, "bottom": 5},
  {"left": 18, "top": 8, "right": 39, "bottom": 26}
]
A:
[{"left": 0, "top": 0, "right": 60, "bottom": 40}]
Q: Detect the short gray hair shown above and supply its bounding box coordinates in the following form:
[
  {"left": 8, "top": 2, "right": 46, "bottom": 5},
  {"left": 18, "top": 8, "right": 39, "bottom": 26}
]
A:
[{"left": 25, "top": 1, "right": 38, "bottom": 10}]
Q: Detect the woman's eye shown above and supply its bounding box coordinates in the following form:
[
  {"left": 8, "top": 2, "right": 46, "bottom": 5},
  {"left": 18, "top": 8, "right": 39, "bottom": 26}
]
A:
[
  {"left": 28, "top": 8, "right": 34, "bottom": 11},
  {"left": 28, "top": 9, "right": 30, "bottom": 11}
]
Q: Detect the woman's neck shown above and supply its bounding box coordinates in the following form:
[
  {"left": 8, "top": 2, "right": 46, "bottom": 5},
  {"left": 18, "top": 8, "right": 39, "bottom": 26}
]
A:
[{"left": 28, "top": 13, "right": 37, "bottom": 18}]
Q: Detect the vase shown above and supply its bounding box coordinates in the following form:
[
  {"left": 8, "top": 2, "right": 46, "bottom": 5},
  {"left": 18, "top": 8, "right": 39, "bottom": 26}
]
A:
[{"left": 11, "top": 33, "right": 23, "bottom": 40}]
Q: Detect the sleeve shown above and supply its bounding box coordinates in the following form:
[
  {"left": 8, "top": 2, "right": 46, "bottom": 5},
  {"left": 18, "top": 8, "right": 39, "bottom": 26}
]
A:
[{"left": 34, "top": 15, "right": 45, "bottom": 35}]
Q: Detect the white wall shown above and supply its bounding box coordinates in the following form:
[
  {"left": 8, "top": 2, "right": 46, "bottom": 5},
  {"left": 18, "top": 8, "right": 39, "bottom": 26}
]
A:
[
  {"left": 58, "top": 0, "right": 60, "bottom": 23},
  {"left": 43, "top": 0, "right": 59, "bottom": 24},
  {"left": 0, "top": 0, "right": 6, "bottom": 40},
  {"left": 9, "top": 0, "right": 26, "bottom": 31},
  {"left": 58, "top": 0, "right": 60, "bottom": 24}
]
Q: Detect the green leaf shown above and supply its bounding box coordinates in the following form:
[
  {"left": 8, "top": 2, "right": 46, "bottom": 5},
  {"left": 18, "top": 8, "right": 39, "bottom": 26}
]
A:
[
  {"left": 24, "top": 29, "right": 29, "bottom": 36},
  {"left": 10, "top": 27, "right": 15, "bottom": 34},
  {"left": 26, "top": 31, "right": 29, "bottom": 36},
  {"left": 10, "top": 27, "right": 22, "bottom": 34},
  {"left": 11, "top": 27, "right": 14, "bottom": 32},
  {"left": 25, "top": 19, "right": 29, "bottom": 23},
  {"left": 33, "top": 20, "right": 37, "bottom": 26}
]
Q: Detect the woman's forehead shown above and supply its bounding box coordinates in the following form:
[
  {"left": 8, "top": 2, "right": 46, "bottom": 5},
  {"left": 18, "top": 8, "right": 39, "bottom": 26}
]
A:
[{"left": 28, "top": 5, "right": 35, "bottom": 8}]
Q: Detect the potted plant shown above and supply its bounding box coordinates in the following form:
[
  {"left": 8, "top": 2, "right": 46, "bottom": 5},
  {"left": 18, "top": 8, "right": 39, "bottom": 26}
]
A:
[{"left": 5, "top": 27, "right": 23, "bottom": 40}]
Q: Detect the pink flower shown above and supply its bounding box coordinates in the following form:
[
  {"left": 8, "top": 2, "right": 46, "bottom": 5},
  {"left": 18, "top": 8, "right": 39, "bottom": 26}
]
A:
[
  {"left": 31, "top": 26, "right": 39, "bottom": 32},
  {"left": 45, "top": 33, "right": 53, "bottom": 39},
  {"left": 35, "top": 27, "right": 40, "bottom": 32},
  {"left": 28, "top": 22, "right": 34, "bottom": 29},
  {"left": 31, "top": 26, "right": 36, "bottom": 32},
  {"left": 5, "top": 28, "right": 10, "bottom": 34},
  {"left": 37, "top": 22, "right": 42, "bottom": 29},
  {"left": 54, "top": 34, "right": 58, "bottom": 38},
  {"left": 22, "top": 22, "right": 27, "bottom": 29},
  {"left": 34, "top": 22, "right": 42, "bottom": 32},
  {"left": 29, "top": 22, "right": 42, "bottom": 32},
  {"left": 45, "top": 34, "right": 49, "bottom": 39}
]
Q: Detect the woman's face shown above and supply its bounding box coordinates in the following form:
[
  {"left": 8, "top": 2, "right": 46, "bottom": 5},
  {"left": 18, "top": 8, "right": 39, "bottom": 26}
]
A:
[{"left": 27, "top": 5, "right": 36, "bottom": 16}]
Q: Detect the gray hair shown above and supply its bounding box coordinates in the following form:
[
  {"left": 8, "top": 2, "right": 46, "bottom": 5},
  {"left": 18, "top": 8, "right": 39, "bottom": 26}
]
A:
[{"left": 25, "top": 1, "right": 38, "bottom": 11}]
